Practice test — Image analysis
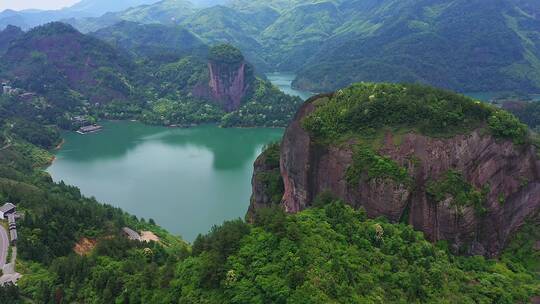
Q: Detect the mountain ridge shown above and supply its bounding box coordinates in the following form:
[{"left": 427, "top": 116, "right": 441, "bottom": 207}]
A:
[{"left": 56, "top": 0, "right": 540, "bottom": 94}]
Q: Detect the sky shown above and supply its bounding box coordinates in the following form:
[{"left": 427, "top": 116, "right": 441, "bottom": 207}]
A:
[{"left": 0, "top": 0, "right": 80, "bottom": 11}]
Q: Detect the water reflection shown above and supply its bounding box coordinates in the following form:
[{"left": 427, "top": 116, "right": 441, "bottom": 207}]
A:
[
  {"left": 48, "top": 122, "right": 283, "bottom": 241},
  {"left": 58, "top": 122, "right": 282, "bottom": 170}
]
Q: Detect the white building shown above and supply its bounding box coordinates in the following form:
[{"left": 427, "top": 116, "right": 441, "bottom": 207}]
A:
[
  {"left": 0, "top": 203, "right": 15, "bottom": 219},
  {"left": 2, "top": 85, "right": 12, "bottom": 95}
]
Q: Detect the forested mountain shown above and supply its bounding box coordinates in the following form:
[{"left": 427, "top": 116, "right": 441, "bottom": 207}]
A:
[
  {"left": 67, "top": 0, "right": 161, "bottom": 16},
  {"left": 0, "top": 82, "right": 537, "bottom": 303},
  {"left": 292, "top": 0, "right": 540, "bottom": 93},
  {"left": 65, "top": 0, "right": 196, "bottom": 33},
  {"left": 63, "top": 0, "right": 540, "bottom": 94},
  {"left": 91, "top": 21, "right": 208, "bottom": 59},
  {"left": 0, "top": 22, "right": 138, "bottom": 109},
  {"left": 0, "top": 1, "right": 538, "bottom": 303},
  {"left": 6, "top": 0, "right": 537, "bottom": 93},
  {"left": 0, "top": 22, "right": 301, "bottom": 128},
  {"left": 0, "top": 25, "right": 23, "bottom": 55}
]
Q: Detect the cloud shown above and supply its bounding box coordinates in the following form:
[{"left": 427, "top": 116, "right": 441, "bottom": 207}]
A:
[{"left": 0, "top": 0, "right": 80, "bottom": 11}]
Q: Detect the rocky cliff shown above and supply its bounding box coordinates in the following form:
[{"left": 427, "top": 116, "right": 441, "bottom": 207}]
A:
[
  {"left": 193, "top": 44, "right": 254, "bottom": 112},
  {"left": 250, "top": 85, "right": 540, "bottom": 257}
]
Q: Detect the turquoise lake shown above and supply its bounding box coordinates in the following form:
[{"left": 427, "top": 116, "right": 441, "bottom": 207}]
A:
[{"left": 47, "top": 73, "right": 312, "bottom": 242}]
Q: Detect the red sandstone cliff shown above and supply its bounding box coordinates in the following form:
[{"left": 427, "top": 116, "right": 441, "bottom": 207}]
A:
[
  {"left": 251, "top": 93, "right": 540, "bottom": 257},
  {"left": 192, "top": 46, "right": 254, "bottom": 112}
]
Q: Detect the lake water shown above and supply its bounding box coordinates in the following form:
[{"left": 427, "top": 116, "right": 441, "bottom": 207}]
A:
[
  {"left": 266, "top": 72, "right": 314, "bottom": 100},
  {"left": 47, "top": 122, "right": 283, "bottom": 241},
  {"left": 47, "top": 73, "right": 310, "bottom": 241}
]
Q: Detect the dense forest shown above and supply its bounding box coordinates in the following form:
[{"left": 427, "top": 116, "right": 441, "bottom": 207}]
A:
[
  {"left": 29, "top": 0, "right": 538, "bottom": 95},
  {"left": 302, "top": 83, "right": 529, "bottom": 144},
  {"left": 0, "top": 1, "right": 538, "bottom": 302},
  {"left": 0, "top": 82, "right": 538, "bottom": 302},
  {"left": 0, "top": 23, "right": 302, "bottom": 129}
]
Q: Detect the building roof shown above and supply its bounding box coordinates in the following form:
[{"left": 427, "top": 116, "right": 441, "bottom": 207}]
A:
[
  {"left": 122, "top": 227, "right": 141, "bottom": 241},
  {"left": 0, "top": 203, "right": 15, "bottom": 213}
]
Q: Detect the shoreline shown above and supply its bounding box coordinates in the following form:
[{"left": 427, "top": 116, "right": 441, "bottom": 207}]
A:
[{"left": 54, "top": 139, "right": 65, "bottom": 150}]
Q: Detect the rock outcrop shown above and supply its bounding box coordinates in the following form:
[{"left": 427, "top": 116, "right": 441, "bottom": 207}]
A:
[
  {"left": 193, "top": 44, "right": 254, "bottom": 112},
  {"left": 207, "top": 60, "right": 250, "bottom": 112},
  {"left": 251, "top": 93, "right": 540, "bottom": 257},
  {"left": 247, "top": 146, "right": 282, "bottom": 220}
]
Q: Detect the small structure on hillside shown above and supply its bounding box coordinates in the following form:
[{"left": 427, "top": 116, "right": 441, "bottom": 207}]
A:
[
  {"left": 122, "top": 227, "right": 141, "bottom": 241},
  {"left": 0, "top": 203, "right": 15, "bottom": 219},
  {"left": 2, "top": 85, "right": 13, "bottom": 95},
  {"left": 18, "top": 92, "right": 37, "bottom": 101}
]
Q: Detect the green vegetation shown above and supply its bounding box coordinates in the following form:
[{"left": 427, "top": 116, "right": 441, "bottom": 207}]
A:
[
  {"left": 255, "top": 143, "right": 284, "bottom": 204},
  {"left": 209, "top": 44, "right": 244, "bottom": 64},
  {"left": 346, "top": 145, "right": 411, "bottom": 186},
  {"left": 487, "top": 110, "right": 529, "bottom": 144},
  {"left": 8, "top": 202, "right": 537, "bottom": 303},
  {"left": 68, "top": 0, "right": 540, "bottom": 94},
  {"left": 141, "top": 98, "right": 225, "bottom": 126},
  {"left": 221, "top": 80, "right": 303, "bottom": 127},
  {"left": 0, "top": 284, "right": 19, "bottom": 304},
  {"left": 426, "top": 170, "right": 489, "bottom": 216},
  {"left": 504, "top": 100, "right": 540, "bottom": 132},
  {"left": 292, "top": 0, "right": 540, "bottom": 93},
  {"left": 91, "top": 21, "right": 208, "bottom": 60},
  {"left": 302, "top": 83, "right": 529, "bottom": 144},
  {"left": 0, "top": 24, "right": 301, "bottom": 129},
  {"left": 0, "top": 100, "right": 537, "bottom": 302}
]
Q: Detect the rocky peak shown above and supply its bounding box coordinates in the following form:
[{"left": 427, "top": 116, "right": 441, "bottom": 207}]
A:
[
  {"left": 249, "top": 84, "right": 540, "bottom": 257},
  {"left": 193, "top": 44, "right": 254, "bottom": 112}
]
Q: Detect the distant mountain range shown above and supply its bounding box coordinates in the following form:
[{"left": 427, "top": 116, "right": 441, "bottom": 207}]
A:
[
  {"left": 2, "top": 0, "right": 540, "bottom": 94},
  {"left": 0, "top": 0, "right": 160, "bottom": 30},
  {"left": 91, "top": 21, "right": 208, "bottom": 59}
]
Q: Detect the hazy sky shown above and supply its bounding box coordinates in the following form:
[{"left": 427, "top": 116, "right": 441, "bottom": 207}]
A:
[{"left": 0, "top": 0, "right": 80, "bottom": 11}]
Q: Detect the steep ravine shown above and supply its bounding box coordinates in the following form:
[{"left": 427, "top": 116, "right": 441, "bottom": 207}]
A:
[{"left": 250, "top": 92, "right": 540, "bottom": 257}]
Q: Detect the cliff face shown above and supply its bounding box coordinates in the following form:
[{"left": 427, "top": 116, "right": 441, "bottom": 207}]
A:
[
  {"left": 247, "top": 147, "right": 282, "bottom": 220},
  {"left": 207, "top": 61, "right": 250, "bottom": 112},
  {"left": 251, "top": 94, "right": 540, "bottom": 257},
  {"left": 192, "top": 44, "right": 254, "bottom": 112}
]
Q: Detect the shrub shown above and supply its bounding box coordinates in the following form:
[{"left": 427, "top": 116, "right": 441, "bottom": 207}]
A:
[
  {"left": 426, "top": 170, "right": 488, "bottom": 216},
  {"left": 346, "top": 145, "right": 411, "bottom": 186},
  {"left": 302, "top": 83, "right": 528, "bottom": 144}
]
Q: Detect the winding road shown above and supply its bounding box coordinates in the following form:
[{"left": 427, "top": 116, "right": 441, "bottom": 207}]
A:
[
  {"left": 0, "top": 224, "right": 21, "bottom": 285},
  {"left": 0, "top": 225, "right": 8, "bottom": 268}
]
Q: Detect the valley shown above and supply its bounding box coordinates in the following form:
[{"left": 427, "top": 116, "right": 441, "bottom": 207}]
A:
[
  {"left": 47, "top": 122, "right": 283, "bottom": 241},
  {"left": 46, "top": 72, "right": 304, "bottom": 241},
  {"left": 0, "top": 0, "right": 538, "bottom": 303}
]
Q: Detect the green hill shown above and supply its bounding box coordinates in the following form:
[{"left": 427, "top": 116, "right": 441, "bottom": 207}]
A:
[
  {"left": 66, "top": 0, "right": 540, "bottom": 94},
  {"left": 91, "top": 21, "right": 208, "bottom": 59},
  {"left": 0, "top": 25, "right": 23, "bottom": 56},
  {"left": 292, "top": 0, "right": 540, "bottom": 93},
  {"left": 0, "top": 79, "right": 537, "bottom": 303},
  {"left": 0, "top": 22, "right": 138, "bottom": 109},
  {"left": 0, "top": 24, "right": 301, "bottom": 128},
  {"left": 65, "top": 0, "right": 196, "bottom": 33}
]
